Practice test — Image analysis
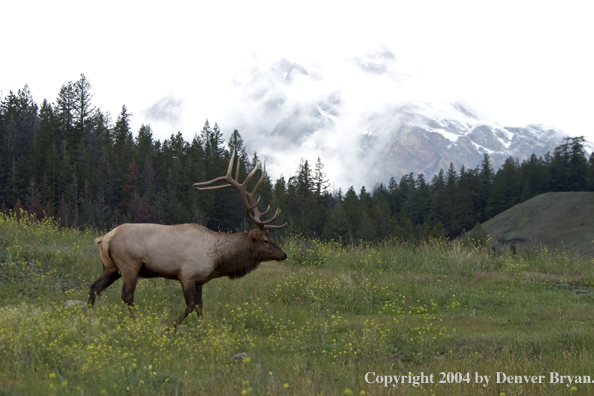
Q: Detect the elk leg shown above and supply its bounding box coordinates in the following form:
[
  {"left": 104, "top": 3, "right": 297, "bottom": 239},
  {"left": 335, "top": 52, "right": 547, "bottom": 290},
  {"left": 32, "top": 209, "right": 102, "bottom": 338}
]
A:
[
  {"left": 122, "top": 276, "right": 138, "bottom": 307},
  {"left": 121, "top": 275, "right": 139, "bottom": 318},
  {"left": 88, "top": 270, "right": 121, "bottom": 306},
  {"left": 195, "top": 284, "right": 204, "bottom": 318},
  {"left": 175, "top": 281, "right": 197, "bottom": 325}
]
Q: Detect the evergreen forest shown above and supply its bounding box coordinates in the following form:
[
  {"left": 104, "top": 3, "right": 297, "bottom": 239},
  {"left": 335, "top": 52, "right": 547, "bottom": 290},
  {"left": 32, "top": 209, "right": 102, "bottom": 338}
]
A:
[{"left": 2, "top": 74, "right": 593, "bottom": 241}]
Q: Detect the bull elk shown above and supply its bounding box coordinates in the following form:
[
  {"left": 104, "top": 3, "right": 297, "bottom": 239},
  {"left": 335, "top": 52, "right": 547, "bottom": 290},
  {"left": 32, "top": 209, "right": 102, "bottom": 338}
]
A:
[{"left": 88, "top": 151, "right": 287, "bottom": 325}]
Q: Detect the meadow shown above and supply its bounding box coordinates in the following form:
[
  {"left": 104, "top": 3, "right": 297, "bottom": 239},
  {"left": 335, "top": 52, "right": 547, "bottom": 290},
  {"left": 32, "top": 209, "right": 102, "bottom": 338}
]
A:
[{"left": 1, "top": 212, "right": 594, "bottom": 395}]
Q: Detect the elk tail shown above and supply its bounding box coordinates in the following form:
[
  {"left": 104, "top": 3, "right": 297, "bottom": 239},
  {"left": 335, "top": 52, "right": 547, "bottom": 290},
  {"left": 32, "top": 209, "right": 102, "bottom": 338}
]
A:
[{"left": 96, "top": 234, "right": 117, "bottom": 272}]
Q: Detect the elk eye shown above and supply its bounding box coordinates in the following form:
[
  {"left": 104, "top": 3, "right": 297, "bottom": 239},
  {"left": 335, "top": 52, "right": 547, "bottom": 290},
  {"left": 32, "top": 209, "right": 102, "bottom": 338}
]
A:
[{"left": 264, "top": 239, "right": 270, "bottom": 244}]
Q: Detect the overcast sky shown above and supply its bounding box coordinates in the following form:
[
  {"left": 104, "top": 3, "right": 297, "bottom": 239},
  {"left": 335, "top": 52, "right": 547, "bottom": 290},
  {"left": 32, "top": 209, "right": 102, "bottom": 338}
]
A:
[{"left": 2, "top": 1, "right": 593, "bottom": 184}]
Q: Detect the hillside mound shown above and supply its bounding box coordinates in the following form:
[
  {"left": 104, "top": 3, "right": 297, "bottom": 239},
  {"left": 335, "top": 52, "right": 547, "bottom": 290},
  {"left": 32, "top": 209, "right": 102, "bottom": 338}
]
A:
[{"left": 481, "top": 192, "right": 594, "bottom": 255}]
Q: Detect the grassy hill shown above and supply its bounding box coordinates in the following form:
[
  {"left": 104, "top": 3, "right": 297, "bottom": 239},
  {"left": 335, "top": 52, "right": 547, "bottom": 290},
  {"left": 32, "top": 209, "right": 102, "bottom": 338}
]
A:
[{"left": 481, "top": 192, "right": 594, "bottom": 255}]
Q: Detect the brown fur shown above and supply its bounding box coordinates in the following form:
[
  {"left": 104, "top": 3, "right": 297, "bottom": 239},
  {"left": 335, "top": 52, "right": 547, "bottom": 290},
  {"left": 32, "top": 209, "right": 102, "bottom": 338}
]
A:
[{"left": 88, "top": 223, "right": 286, "bottom": 325}]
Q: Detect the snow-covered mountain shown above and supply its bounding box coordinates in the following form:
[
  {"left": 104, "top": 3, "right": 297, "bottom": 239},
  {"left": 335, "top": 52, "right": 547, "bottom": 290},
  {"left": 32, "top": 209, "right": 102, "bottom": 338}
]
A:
[
  {"left": 225, "top": 53, "right": 573, "bottom": 189},
  {"left": 358, "top": 101, "right": 565, "bottom": 182}
]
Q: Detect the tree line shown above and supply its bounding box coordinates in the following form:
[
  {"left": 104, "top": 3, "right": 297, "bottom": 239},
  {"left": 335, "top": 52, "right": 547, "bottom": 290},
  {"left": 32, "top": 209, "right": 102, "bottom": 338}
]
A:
[{"left": 1, "top": 75, "right": 593, "bottom": 241}]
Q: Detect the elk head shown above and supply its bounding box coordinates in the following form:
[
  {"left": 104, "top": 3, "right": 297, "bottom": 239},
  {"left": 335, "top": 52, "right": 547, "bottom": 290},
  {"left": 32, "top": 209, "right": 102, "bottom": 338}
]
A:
[{"left": 193, "top": 151, "right": 287, "bottom": 261}]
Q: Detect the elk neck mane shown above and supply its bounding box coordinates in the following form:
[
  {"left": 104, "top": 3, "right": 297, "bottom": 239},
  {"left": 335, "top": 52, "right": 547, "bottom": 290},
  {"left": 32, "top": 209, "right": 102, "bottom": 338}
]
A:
[{"left": 210, "top": 229, "right": 263, "bottom": 279}]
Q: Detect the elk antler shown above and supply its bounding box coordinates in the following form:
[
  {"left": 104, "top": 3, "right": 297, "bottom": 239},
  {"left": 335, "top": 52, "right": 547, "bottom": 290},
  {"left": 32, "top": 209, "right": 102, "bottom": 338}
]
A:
[{"left": 193, "top": 151, "right": 287, "bottom": 230}]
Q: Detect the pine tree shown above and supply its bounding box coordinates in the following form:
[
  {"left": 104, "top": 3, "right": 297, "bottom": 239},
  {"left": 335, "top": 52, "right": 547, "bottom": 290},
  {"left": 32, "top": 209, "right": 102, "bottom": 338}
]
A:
[
  {"left": 414, "top": 174, "right": 431, "bottom": 224},
  {"left": 296, "top": 159, "right": 314, "bottom": 197},
  {"left": 272, "top": 176, "right": 289, "bottom": 232},
  {"left": 397, "top": 173, "right": 416, "bottom": 221},
  {"left": 451, "top": 166, "right": 480, "bottom": 235},
  {"left": 284, "top": 159, "right": 314, "bottom": 235},
  {"left": 210, "top": 123, "right": 225, "bottom": 159},
  {"left": 113, "top": 105, "right": 134, "bottom": 157},
  {"left": 441, "top": 163, "right": 460, "bottom": 234},
  {"left": 477, "top": 154, "right": 494, "bottom": 221},
  {"left": 568, "top": 136, "right": 588, "bottom": 191},
  {"left": 486, "top": 157, "right": 521, "bottom": 217},
  {"left": 386, "top": 177, "right": 399, "bottom": 214},
  {"left": 371, "top": 193, "right": 391, "bottom": 240},
  {"left": 429, "top": 169, "right": 447, "bottom": 226},
  {"left": 110, "top": 105, "right": 135, "bottom": 213},
  {"left": 73, "top": 74, "right": 96, "bottom": 142},
  {"left": 200, "top": 120, "right": 213, "bottom": 158},
  {"left": 55, "top": 81, "right": 76, "bottom": 143},
  {"left": 520, "top": 154, "right": 549, "bottom": 199},
  {"left": 343, "top": 187, "right": 361, "bottom": 241},
  {"left": 200, "top": 120, "right": 225, "bottom": 168},
  {"left": 358, "top": 186, "right": 376, "bottom": 241},
  {"left": 313, "top": 157, "right": 330, "bottom": 197},
  {"left": 135, "top": 124, "right": 155, "bottom": 163},
  {"left": 322, "top": 201, "right": 349, "bottom": 241},
  {"left": 548, "top": 137, "right": 586, "bottom": 191},
  {"left": 227, "top": 129, "right": 248, "bottom": 165},
  {"left": 0, "top": 85, "right": 39, "bottom": 205},
  {"left": 24, "top": 100, "right": 54, "bottom": 200},
  {"left": 311, "top": 157, "right": 330, "bottom": 236},
  {"left": 123, "top": 160, "right": 139, "bottom": 213}
]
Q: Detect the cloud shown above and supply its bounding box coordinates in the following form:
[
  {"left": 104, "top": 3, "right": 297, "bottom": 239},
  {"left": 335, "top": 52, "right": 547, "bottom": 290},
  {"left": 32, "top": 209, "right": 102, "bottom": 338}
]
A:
[
  {"left": 349, "top": 45, "right": 397, "bottom": 75},
  {"left": 214, "top": 48, "right": 418, "bottom": 190},
  {"left": 143, "top": 95, "right": 184, "bottom": 128}
]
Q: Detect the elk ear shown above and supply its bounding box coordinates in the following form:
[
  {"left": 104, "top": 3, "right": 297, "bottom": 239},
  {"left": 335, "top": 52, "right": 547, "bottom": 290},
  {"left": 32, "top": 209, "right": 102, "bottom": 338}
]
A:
[{"left": 248, "top": 229, "right": 264, "bottom": 241}]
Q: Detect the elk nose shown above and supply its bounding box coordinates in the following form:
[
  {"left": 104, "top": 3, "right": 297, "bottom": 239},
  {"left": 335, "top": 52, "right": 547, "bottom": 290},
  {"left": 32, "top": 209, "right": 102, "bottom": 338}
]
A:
[{"left": 283, "top": 253, "right": 287, "bottom": 260}]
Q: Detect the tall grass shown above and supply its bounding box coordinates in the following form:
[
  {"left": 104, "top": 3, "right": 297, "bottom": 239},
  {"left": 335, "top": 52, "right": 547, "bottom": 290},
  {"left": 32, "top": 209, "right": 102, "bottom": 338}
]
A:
[{"left": 1, "top": 212, "right": 594, "bottom": 395}]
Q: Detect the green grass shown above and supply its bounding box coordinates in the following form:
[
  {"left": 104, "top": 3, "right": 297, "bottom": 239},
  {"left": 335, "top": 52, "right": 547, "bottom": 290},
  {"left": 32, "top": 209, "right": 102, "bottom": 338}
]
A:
[{"left": 2, "top": 211, "right": 594, "bottom": 395}]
